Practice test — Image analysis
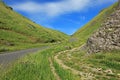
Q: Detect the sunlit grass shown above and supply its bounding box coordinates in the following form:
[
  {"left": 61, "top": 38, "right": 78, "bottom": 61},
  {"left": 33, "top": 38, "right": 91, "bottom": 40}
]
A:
[
  {"left": 53, "top": 60, "right": 80, "bottom": 80},
  {"left": 58, "top": 49, "right": 120, "bottom": 80},
  {"left": 0, "top": 2, "right": 69, "bottom": 52},
  {"left": 0, "top": 44, "right": 77, "bottom": 80}
]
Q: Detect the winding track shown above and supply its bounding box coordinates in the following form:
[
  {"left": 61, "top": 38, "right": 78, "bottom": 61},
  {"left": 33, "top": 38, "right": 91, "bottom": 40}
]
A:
[
  {"left": 53, "top": 45, "right": 95, "bottom": 79},
  {"left": 48, "top": 47, "right": 82, "bottom": 80},
  {"left": 54, "top": 47, "right": 81, "bottom": 75},
  {"left": 0, "top": 46, "right": 49, "bottom": 65}
]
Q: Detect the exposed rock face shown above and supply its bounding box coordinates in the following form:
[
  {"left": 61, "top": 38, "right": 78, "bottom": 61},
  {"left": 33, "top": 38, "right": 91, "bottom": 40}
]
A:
[{"left": 87, "top": 8, "right": 120, "bottom": 53}]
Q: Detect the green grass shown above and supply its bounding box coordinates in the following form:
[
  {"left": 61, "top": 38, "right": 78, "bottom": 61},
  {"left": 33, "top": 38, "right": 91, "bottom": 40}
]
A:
[
  {"left": 58, "top": 48, "right": 120, "bottom": 80},
  {"left": 88, "top": 50, "right": 120, "bottom": 70},
  {"left": 1, "top": 51, "right": 56, "bottom": 80},
  {"left": 0, "top": 43, "right": 50, "bottom": 53},
  {"left": 1, "top": 44, "right": 119, "bottom": 80},
  {"left": 0, "top": 43, "right": 78, "bottom": 80},
  {"left": 0, "top": 2, "right": 69, "bottom": 52},
  {"left": 53, "top": 60, "right": 80, "bottom": 80}
]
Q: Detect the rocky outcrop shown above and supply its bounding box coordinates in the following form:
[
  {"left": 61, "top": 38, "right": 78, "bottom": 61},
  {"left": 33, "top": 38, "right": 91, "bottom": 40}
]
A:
[{"left": 87, "top": 7, "right": 120, "bottom": 53}]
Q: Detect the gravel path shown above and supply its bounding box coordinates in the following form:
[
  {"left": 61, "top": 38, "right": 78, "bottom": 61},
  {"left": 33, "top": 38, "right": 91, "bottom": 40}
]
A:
[{"left": 0, "top": 46, "right": 49, "bottom": 65}]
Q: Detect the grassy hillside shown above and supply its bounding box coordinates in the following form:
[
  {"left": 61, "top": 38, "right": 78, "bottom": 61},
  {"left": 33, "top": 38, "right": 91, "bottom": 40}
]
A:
[
  {"left": 0, "top": 2, "right": 69, "bottom": 52},
  {"left": 73, "top": 2, "right": 118, "bottom": 45}
]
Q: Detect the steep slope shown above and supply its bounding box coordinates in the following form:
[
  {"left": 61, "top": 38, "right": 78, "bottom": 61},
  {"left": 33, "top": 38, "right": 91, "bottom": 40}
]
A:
[
  {"left": 87, "top": 5, "right": 120, "bottom": 53},
  {"left": 73, "top": 2, "right": 119, "bottom": 45},
  {"left": 52, "top": 2, "right": 120, "bottom": 80},
  {"left": 0, "top": 2, "right": 69, "bottom": 51}
]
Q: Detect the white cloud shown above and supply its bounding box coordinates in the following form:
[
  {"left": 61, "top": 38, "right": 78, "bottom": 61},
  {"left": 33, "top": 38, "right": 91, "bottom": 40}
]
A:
[
  {"left": 11, "top": 0, "right": 117, "bottom": 17},
  {"left": 11, "top": 0, "right": 90, "bottom": 17}
]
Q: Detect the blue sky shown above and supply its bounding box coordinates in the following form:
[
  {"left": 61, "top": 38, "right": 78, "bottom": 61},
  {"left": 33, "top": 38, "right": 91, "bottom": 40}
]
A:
[{"left": 3, "top": 0, "right": 117, "bottom": 35}]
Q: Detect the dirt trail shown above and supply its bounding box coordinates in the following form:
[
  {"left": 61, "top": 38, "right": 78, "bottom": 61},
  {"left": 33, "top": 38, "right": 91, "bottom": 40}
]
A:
[
  {"left": 49, "top": 58, "right": 61, "bottom": 80},
  {"left": 54, "top": 47, "right": 81, "bottom": 75},
  {"left": 0, "top": 46, "right": 49, "bottom": 65},
  {"left": 54, "top": 45, "right": 95, "bottom": 79}
]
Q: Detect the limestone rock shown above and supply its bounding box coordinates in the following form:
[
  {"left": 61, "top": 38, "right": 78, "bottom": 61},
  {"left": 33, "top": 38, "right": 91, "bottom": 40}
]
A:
[{"left": 87, "top": 8, "right": 120, "bottom": 53}]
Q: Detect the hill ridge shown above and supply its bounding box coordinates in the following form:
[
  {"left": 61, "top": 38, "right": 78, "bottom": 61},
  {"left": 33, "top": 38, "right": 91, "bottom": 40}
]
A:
[{"left": 0, "top": 2, "right": 69, "bottom": 52}]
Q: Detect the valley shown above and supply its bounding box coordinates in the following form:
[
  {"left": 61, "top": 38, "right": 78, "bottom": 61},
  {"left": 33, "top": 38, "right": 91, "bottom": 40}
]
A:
[{"left": 0, "top": 1, "right": 120, "bottom": 80}]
